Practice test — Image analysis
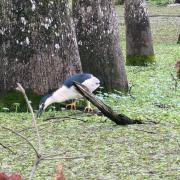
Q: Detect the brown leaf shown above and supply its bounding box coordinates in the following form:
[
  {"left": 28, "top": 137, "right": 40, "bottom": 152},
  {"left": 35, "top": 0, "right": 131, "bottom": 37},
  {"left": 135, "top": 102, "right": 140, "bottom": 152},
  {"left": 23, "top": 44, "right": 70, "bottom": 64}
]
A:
[{"left": 53, "top": 163, "right": 66, "bottom": 180}]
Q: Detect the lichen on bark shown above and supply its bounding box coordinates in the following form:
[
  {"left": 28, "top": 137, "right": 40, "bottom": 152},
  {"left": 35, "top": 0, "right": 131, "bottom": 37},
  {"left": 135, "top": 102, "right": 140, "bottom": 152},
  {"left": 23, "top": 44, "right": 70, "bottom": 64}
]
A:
[{"left": 0, "top": 0, "right": 82, "bottom": 95}]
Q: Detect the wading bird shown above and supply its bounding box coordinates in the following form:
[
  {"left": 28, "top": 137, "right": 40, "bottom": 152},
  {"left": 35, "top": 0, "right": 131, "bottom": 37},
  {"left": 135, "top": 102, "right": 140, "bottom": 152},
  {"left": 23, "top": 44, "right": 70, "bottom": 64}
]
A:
[{"left": 37, "top": 73, "right": 100, "bottom": 117}]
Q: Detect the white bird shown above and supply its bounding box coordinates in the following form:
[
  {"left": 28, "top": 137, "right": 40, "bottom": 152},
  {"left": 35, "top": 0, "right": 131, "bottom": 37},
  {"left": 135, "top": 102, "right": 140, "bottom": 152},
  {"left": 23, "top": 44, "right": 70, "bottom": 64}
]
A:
[{"left": 37, "top": 73, "right": 100, "bottom": 117}]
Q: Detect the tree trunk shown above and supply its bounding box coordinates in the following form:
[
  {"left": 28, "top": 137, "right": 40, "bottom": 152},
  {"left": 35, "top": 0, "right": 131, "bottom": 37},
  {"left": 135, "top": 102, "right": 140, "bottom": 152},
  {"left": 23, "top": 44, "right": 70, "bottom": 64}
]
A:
[
  {"left": 0, "top": 0, "right": 82, "bottom": 95},
  {"left": 176, "top": 61, "right": 180, "bottom": 79},
  {"left": 125, "top": 0, "right": 155, "bottom": 66},
  {"left": 72, "top": 0, "right": 128, "bottom": 92},
  {"left": 175, "top": 0, "right": 180, "bottom": 3},
  {"left": 177, "top": 34, "right": 180, "bottom": 44},
  {"left": 114, "top": 0, "right": 125, "bottom": 5}
]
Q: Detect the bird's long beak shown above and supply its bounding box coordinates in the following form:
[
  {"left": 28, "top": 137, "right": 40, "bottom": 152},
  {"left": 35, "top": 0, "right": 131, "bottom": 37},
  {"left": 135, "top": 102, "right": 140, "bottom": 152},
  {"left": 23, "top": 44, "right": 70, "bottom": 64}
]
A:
[{"left": 37, "top": 106, "right": 44, "bottom": 118}]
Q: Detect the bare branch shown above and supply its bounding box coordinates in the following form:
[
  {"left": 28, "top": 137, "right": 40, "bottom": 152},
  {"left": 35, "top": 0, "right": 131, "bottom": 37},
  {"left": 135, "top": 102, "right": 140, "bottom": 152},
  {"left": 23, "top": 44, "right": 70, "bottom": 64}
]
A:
[
  {"left": 128, "top": 83, "right": 136, "bottom": 99},
  {"left": 43, "top": 116, "right": 87, "bottom": 122},
  {"left": 42, "top": 152, "right": 67, "bottom": 159},
  {"left": 42, "top": 155, "right": 91, "bottom": 161},
  {"left": 170, "top": 73, "right": 178, "bottom": 91},
  {"left": 1, "top": 126, "right": 40, "bottom": 158},
  {"left": 16, "top": 83, "right": 42, "bottom": 154},
  {"left": 16, "top": 83, "right": 44, "bottom": 179},
  {"left": 29, "top": 158, "right": 41, "bottom": 180},
  {"left": 134, "top": 128, "right": 157, "bottom": 134},
  {"left": 0, "top": 142, "right": 16, "bottom": 154}
]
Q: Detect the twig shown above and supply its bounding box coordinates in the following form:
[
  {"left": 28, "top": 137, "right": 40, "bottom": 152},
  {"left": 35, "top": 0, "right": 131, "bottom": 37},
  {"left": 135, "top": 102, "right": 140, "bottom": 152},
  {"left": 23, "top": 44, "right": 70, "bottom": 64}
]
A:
[
  {"left": 16, "top": 83, "right": 42, "bottom": 180},
  {"left": 16, "top": 83, "right": 42, "bottom": 153},
  {"left": 134, "top": 128, "right": 157, "bottom": 134},
  {"left": 128, "top": 83, "right": 136, "bottom": 99},
  {"left": 43, "top": 116, "right": 87, "bottom": 122},
  {"left": 0, "top": 142, "right": 15, "bottom": 154},
  {"left": 42, "top": 155, "right": 91, "bottom": 161},
  {"left": 170, "top": 73, "right": 178, "bottom": 91},
  {"left": 29, "top": 158, "right": 41, "bottom": 180},
  {"left": 1, "top": 126, "right": 40, "bottom": 157},
  {"left": 42, "top": 152, "right": 67, "bottom": 159}
]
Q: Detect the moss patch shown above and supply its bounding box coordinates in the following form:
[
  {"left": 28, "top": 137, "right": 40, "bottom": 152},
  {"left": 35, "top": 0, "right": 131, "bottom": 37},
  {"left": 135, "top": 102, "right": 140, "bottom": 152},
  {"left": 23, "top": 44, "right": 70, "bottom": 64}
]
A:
[
  {"left": 0, "top": 90, "right": 41, "bottom": 112},
  {"left": 126, "top": 55, "right": 155, "bottom": 66}
]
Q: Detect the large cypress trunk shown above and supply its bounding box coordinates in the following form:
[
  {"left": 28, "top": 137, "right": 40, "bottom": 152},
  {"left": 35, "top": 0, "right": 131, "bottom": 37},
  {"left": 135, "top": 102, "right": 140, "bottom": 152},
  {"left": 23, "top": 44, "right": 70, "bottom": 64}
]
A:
[
  {"left": 0, "top": 0, "right": 82, "bottom": 95},
  {"left": 73, "top": 0, "right": 128, "bottom": 92},
  {"left": 125, "top": 0, "right": 155, "bottom": 66}
]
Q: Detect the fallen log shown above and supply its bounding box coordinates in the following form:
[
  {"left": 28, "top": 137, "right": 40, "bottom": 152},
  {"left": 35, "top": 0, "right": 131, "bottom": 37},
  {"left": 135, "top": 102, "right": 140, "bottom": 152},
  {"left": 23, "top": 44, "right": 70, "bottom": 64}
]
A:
[{"left": 73, "top": 81, "right": 143, "bottom": 125}]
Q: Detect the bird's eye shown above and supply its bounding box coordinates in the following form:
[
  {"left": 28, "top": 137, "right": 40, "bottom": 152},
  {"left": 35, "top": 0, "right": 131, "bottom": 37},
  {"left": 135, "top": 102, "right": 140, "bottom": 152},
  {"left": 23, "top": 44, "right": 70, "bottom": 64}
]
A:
[{"left": 39, "top": 103, "right": 45, "bottom": 109}]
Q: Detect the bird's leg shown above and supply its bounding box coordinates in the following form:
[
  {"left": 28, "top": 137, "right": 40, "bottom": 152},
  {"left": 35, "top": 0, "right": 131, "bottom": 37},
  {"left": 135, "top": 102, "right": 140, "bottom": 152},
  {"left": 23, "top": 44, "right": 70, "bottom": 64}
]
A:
[
  {"left": 84, "top": 101, "right": 93, "bottom": 112},
  {"left": 66, "top": 100, "right": 77, "bottom": 110}
]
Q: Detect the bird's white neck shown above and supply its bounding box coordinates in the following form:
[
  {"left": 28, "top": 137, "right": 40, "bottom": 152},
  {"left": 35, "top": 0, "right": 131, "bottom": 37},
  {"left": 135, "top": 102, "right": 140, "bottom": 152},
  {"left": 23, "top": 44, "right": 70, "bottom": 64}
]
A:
[
  {"left": 44, "top": 86, "right": 73, "bottom": 110},
  {"left": 44, "top": 96, "right": 55, "bottom": 110}
]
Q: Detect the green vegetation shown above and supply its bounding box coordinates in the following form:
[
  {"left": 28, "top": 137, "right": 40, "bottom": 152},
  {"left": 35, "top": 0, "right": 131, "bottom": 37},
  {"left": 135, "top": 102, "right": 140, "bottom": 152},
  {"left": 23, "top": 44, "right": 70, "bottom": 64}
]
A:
[
  {"left": 0, "top": 90, "right": 40, "bottom": 112},
  {"left": 0, "top": 4, "right": 180, "bottom": 180},
  {"left": 126, "top": 55, "right": 156, "bottom": 66},
  {"left": 148, "top": 0, "right": 175, "bottom": 5}
]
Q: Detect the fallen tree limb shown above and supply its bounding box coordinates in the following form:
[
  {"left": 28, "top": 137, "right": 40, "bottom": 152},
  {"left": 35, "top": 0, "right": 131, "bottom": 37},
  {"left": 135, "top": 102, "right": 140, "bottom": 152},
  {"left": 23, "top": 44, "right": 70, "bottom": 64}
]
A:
[{"left": 73, "top": 81, "right": 143, "bottom": 125}]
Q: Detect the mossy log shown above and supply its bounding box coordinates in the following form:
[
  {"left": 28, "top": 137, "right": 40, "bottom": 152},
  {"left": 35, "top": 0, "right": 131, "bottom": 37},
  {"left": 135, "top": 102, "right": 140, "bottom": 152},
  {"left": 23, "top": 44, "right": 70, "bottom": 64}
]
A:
[{"left": 73, "top": 81, "right": 142, "bottom": 125}]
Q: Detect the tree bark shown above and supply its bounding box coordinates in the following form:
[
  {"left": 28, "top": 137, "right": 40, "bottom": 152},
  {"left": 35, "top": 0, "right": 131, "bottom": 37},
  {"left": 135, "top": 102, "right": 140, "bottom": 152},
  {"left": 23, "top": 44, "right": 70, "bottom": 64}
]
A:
[
  {"left": 114, "top": 0, "right": 125, "bottom": 5},
  {"left": 176, "top": 61, "right": 180, "bottom": 79},
  {"left": 73, "top": 0, "right": 128, "bottom": 92},
  {"left": 175, "top": 0, "right": 180, "bottom": 3},
  {"left": 125, "top": 0, "right": 155, "bottom": 66},
  {"left": 0, "top": 0, "right": 82, "bottom": 95},
  {"left": 177, "top": 34, "right": 180, "bottom": 44}
]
